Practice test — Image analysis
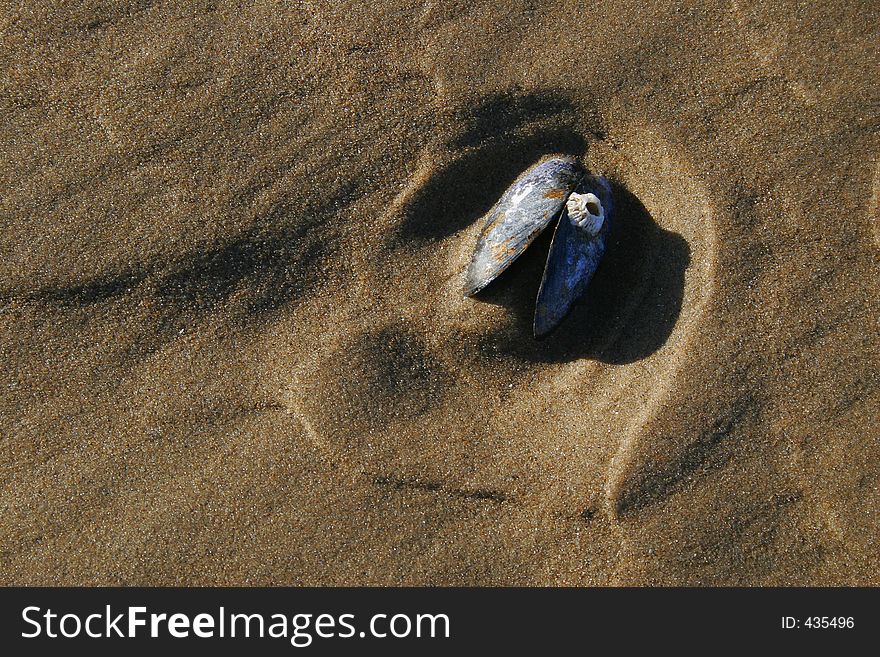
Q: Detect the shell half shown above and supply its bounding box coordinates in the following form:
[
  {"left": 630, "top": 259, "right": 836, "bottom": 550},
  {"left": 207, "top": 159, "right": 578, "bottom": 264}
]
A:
[
  {"left": 534, "top": 175, "right": 613, "bottom": 337},
  {"left": 463, "top": 156, "right": 584, "bottom": 296}
]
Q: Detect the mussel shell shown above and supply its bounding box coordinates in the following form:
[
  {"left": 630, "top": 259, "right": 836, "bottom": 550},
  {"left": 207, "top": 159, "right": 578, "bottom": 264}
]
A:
[
  {"left": 534, "top": 175, "right": 613, "bottom": 338},
  {"left": 463, "top": 156, "right": 584, "bottom": 296}
]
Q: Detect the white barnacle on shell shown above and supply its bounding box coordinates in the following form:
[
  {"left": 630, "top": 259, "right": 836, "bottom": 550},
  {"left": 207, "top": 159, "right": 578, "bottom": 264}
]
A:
[{"left": 566, "top": 191, "right": 605, "bottom": 237}]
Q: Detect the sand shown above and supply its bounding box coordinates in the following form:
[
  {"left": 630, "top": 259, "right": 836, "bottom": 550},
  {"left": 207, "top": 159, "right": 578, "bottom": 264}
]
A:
[{"left": 1, "top": 0, "right": 878, "bottom": 585}]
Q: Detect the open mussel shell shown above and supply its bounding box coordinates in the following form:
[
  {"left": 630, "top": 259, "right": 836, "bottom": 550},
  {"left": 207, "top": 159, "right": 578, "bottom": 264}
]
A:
[
  {"left": 463, "top": 156, "right": 584, "bottom": 296},
  {"left": 534, "top": 175, "right": 613, "bottom": 338}
]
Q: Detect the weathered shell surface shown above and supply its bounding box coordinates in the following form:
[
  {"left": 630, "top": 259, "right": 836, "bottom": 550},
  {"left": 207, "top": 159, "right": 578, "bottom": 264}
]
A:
[
  {"left": 463, "top": 156, "right": 584, "bottom": 296},
  {"left": 534, "top": 175, "right": 613, "bottom": 337}
]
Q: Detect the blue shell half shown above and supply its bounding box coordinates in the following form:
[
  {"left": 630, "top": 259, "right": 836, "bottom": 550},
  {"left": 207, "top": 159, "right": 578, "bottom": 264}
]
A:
[
  {"left": 533, "top": 175, "right": 613, "bottom": 337},
  {"left": 463, "top": 156, "right": 584, "bottom": 296}
]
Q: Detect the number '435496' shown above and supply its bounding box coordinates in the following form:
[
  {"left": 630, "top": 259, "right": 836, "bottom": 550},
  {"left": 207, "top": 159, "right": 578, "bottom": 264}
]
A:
[{"left": 783, "top": 617, "right": 855, "bottom": 629}]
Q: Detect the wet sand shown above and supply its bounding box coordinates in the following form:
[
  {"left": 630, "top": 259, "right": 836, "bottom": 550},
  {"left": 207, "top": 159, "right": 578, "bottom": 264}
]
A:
[{"left": 1, "top": 0, "right": 878, "bottom": 585}]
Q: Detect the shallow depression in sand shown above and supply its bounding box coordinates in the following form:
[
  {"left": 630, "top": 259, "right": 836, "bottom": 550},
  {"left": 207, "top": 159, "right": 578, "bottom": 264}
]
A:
[{"left": 288, "top": 123, "right": 718, "bottom": 510}]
